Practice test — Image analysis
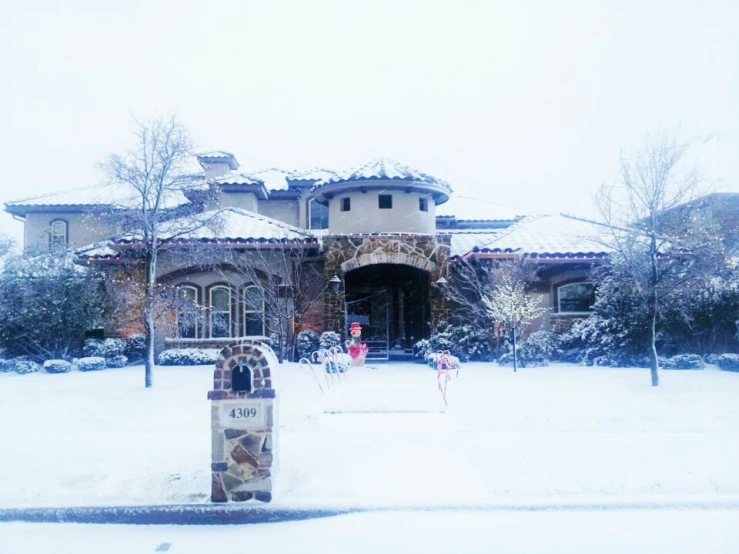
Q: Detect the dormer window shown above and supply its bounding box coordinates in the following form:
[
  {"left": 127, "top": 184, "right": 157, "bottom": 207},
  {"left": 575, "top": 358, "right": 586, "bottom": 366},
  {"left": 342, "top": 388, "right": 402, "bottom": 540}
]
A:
[
  {"left": 378, "top": 194, "right": 393, "bottom": 209},
  {"left": 50, "top": 220, "right": 68, "bottom": 250},
  {"left": 341, "top": 197, "right": 351, "bottom": 212}
]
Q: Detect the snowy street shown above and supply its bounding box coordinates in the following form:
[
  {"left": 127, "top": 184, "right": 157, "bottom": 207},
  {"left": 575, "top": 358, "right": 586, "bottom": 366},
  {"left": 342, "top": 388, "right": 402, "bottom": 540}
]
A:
[
  {"left": 1, "top": 361, "right": 738, "bottom": 509},
  {"left": 2, "top": 510, "right": 738, "bottom": 554}
]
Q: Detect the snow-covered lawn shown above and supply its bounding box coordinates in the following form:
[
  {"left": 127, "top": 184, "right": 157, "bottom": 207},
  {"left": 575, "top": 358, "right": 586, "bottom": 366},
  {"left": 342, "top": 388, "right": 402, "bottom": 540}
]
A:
[{"left": 1, "top": 361, "right": 738, "bottom": 508}]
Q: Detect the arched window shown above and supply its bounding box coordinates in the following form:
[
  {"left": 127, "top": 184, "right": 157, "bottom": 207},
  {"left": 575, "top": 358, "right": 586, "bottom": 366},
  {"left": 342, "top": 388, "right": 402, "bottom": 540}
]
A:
[
  {"left": 309, "top": 199, "right": 328, "bottom": 229},
  {"left": 209, "top": 285, "right": 232, "bottom": 338},
  {"left": 50, "top": 220, "right": 68, "bottom": 250},
  {"left": 177, "top": 285, "right": 200, "bottom": 339},
  {"left": 243, "top": 285, "right": 265, "bottom": 336},
  {"left": 557, "top": 282, "right": 595, "bottom": 314}
]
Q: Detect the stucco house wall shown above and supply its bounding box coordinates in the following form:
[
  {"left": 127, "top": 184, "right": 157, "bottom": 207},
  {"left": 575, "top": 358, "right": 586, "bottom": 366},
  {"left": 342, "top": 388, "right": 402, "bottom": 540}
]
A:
[
  {"left": 258, "top": 199, "right": 300, "bottom": 227},
  {"left": 23, "top": 211, "right": 117, "bottom": 251},
  {"left": 328, "top": 190, "right": 436, "bottom": 235}
]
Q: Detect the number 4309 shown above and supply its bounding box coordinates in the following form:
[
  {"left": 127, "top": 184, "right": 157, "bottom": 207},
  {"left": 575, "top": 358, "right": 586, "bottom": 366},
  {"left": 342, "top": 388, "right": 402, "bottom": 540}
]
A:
[{"left": 229, "top": 408, "right": 257, "bottom": 419}]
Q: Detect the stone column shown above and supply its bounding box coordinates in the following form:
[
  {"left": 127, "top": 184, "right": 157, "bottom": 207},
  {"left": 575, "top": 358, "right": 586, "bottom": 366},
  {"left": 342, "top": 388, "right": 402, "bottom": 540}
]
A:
[
  {"left": 323, "top": 270, "right": 345, "bottom": 337},
  {"left": 428, "top": 234, "right": 453, "bottom": 325}
]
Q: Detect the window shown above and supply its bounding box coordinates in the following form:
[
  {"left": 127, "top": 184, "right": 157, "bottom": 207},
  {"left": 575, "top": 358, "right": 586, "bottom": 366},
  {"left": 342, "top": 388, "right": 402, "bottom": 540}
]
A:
[
  {"left": 177, "top": 286, "right": 200, "bottom": 339},
  {"left": 309, "top": 199, "right": 328, "bottom": 229},
  {"left": 50, "top": 220, "right": 68, "bottom": 249},
  {"left": 419, "top": 197, "right": 428, "bottom": 212},
  {"left": 557, "top": 282, "right": 595, "bottom": 313},
  {"left": 242, "top": 285, "right": 265, "bottom": 336},
  {"left": 209, "top": 286, "right": 232, "bottom": 338},
  {"left": 378, "top": 194, "right": 393, "bottom": 209},
  {"left": 341, "top": 197, "right": 351, "bottom": 212}
]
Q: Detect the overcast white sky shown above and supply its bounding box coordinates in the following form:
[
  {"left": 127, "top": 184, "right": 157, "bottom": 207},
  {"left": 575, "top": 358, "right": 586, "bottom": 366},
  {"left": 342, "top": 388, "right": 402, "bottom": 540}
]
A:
[{"left": 0, "top": 0, "right": 737, "bottom": 243}]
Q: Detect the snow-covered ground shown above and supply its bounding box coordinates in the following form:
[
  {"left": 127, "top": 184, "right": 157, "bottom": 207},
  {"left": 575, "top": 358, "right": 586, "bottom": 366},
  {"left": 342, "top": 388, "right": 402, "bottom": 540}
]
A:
[
  {"left": 3, "top": 510, "right": 739, "bottom": 554},
  {"left": 1, "top": 361, "right": 738, "bottom": 508}
]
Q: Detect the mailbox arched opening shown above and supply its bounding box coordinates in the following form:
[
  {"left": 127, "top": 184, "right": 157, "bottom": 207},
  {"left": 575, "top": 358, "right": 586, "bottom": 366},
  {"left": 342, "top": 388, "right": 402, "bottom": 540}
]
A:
[{"left": 232, "top": 361, "right": 252, "bottom": 393}]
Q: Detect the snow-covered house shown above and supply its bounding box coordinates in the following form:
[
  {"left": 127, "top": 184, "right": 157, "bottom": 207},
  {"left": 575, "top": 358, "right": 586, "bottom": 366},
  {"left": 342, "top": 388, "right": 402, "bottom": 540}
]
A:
[{"left": 5, "top": 152, "right": 610, "bottom": 359}]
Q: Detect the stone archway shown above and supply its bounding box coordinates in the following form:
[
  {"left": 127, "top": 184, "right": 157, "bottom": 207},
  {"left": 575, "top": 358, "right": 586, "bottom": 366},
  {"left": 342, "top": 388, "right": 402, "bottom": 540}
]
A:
[
  {"left": 323, "top": 235, "right": 453, "bottom": 340},
  {"left": 340, "top": 251, "right": 438, "bottom": 273}
]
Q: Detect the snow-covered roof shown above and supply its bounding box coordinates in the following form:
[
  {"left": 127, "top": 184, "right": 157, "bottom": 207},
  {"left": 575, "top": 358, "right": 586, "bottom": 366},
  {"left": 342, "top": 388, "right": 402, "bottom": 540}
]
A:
[
  {"left": 134, "top": 207, "right": 315, "bottom": 244},
  {"left": 213, "top": 168, "right": 302, "bottom": 191},
  {"left": 196, "top": 151, "right": 239, "bottom": 170},
  {"left": 197, "top": 151, "right": 236, "bottom": 160},
  {"left": 212, "top": 173, "right": 265, "bottom": 187},
  {"left": 457, "top": 214, "right": 611, "bottom": 259},
  {"left": 314, "top": 157, "right": 452, "bottom": 192},
  {"left": 74, "top": 240, "right": 118, "bottom": 259},
  {"left": 4, "top": 184, "right": 191, "bottom": 214},
  {"left": 289, "top": 168, "right": 339, "bottom": 183},
  {"left": 449, "top": 231, "right": 504, "bottom": 257}
]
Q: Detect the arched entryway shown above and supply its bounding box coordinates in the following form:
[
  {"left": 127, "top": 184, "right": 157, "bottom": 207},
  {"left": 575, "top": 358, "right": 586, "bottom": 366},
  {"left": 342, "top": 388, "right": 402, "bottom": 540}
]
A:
[{"left": 344, "top": 264, "right": 430, "bottom": 360}]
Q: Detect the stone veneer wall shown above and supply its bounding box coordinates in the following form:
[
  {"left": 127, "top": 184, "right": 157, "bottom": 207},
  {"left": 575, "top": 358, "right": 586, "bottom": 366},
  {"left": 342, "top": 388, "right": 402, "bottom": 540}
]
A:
[
  {"left": 323, "top": 234, "right": 453, "bottom": 336},
  {"left": 207, "top": 341, "right": 277, "bottom": 503}
]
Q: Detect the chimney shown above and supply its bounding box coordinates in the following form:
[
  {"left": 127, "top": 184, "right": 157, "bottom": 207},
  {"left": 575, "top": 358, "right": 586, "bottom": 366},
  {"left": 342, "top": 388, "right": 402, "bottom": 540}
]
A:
[{"left": 196, "top": 151, "right": 239, "bottom": 179}]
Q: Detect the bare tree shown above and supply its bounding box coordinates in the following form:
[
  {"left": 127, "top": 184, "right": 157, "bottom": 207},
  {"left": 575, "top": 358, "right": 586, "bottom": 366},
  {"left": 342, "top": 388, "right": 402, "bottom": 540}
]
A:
[
  {"left": 99, "top": 115, "right": 221, "bottom": 388},
  {"left": 481, "top": 261, "right": 546, "bottom": 372},
  {"left": 196, "top": 235, "right": 324, "bottom": 363},
  {"left": 445, "top": 257, "right": 506, "bottom": 355},
  {"left": 596, "top": 129, "right": 726, "bottom": 386}
]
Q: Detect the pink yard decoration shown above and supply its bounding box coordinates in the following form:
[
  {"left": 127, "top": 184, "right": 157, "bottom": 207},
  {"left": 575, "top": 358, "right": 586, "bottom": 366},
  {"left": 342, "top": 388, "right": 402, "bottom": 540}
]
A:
[
  {"left": 346, "top": 322, "right": 369, "bottom": 366},
  {"left": 436, "top": 350, "right": 459, "bottom": 408}
]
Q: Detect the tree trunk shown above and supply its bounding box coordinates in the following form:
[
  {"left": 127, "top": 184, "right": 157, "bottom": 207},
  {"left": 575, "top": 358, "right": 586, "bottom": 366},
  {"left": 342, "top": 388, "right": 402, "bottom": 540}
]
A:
[
  {"left": 649, "top": 234, "right": 659, "bottom": 387},
  {"left": 144, "top": 249, "right": 157, "bottom": 388},
  {"left": 512, "top": 325, "right": 518, "bottom": 373}
]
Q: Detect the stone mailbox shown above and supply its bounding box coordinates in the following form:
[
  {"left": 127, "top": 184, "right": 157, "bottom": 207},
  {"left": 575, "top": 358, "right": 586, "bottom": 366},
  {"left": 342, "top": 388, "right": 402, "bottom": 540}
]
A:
[{"left": 207, "top": 340, "right": 278, "bottom": 503}]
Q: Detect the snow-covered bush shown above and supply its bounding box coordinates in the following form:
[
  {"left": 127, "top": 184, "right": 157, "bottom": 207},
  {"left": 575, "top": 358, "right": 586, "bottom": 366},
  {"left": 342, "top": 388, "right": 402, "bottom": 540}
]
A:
[
  {"left": 6, "top": 356, "right": 42, "bottom": 375},
  {"left": 497, "top": 331, "right": 557, "bottom": 368},
  {"left": 157, "top": 348, "right": 220, "bottom": 366},
  {"left": 659, "top": 275, "right": 739, "bottom": 355},
  {"left": 43, "top": 359, "right": 72, "bottom": 374},
  {"left": 76, "top": 356, "right": 106, "bottom": 372},
  {"left": 0, "top": 359, "right": 11, "bottom": 373},
  {"left": 296, "top": 330, "right": 320, "bottom": 360},
  {"left": 704, "top": 354, "right": 721, "bottom": 365},
  {"left": 660, "top": 354, "right": 705, "bottom": 370},
  {"left": 83, "top": 338, "right": 126, "bottom": 359},
  {"left": 124, "top": 334, "right": 146, "bottom": 362},
  {"left": 105, "top": 354, "right": 128, "bottom": 368},
  {"left": 319, "top": 331, "right": 342, "bottom": 350},
  {"left": 0, "top": 250, "right": 106, "bottom": 359},
  {"left": 715, "top": 354, "right": 739, "bottom": 372},
  {"left": 414, "top": 322, "right": 495, "bottom": 363}
]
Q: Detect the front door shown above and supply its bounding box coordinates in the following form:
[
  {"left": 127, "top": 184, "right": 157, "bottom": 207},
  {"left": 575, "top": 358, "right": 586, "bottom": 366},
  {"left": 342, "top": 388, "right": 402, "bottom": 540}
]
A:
[
  {"left": 344, "top": 264, "right": 431, "bottom": 361},
  {"left": 346, "top": 290, "right": 389, "bottom": 360}
]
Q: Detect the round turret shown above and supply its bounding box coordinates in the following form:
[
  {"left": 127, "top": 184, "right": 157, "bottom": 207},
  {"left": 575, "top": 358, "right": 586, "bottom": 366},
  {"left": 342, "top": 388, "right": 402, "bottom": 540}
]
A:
[{"left": 311, "top": 158, "right": 452, "bottom": 235}]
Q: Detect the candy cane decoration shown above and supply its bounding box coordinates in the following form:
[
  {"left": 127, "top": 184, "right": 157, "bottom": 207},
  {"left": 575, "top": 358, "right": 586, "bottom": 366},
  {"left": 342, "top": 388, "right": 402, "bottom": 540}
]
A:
[
  {"left": 299, "top": 357, "right": 324, "bottom": 393},
  {"left": 436, "top": 350, "right": 459, "bottom": 408},
  {"left": 329, "top": 345, "right": 348, "bottom": 374}
]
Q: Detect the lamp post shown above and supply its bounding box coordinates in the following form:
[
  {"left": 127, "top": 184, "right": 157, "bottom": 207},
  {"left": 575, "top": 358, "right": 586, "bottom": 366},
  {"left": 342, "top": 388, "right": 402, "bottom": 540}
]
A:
[
  {"left": 328, "top": 275, "right": 342, "bottom": 295},
  {"left": 434, "top": 276, "right": 448, "bottom": 297}
]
